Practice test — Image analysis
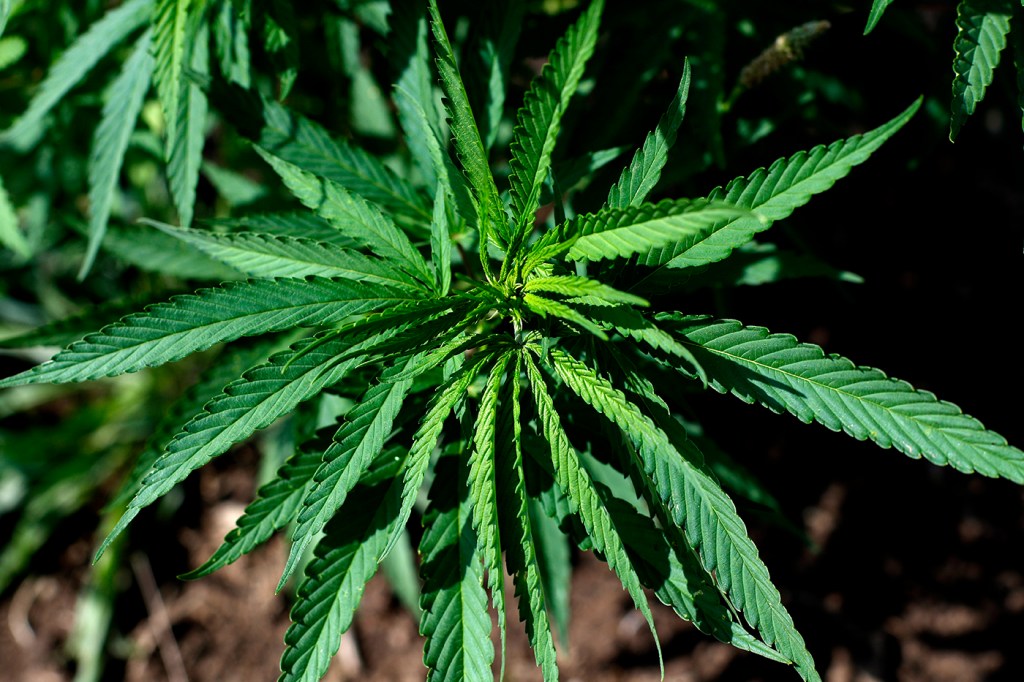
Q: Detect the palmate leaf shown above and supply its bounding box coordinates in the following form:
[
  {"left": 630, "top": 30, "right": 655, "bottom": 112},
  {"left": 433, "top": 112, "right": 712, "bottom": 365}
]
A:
[
  {"left": 428, "top": 0, "right": 508, "bottom": 250},
  {"left": 564, "top": 199, "right": 753, "bottom": 263},
  {"left": 525, "top": 352, "right": 661, "bottom": 673},
  {"left": 257, "top": 148, "right": 434, "bottom": 286},
  {"left": 605, "top": 60, "right": 691, "bottom": 210},
  {"left": 660, "top": 315, "right": 1024, "bottom": 483},
  {"left": 546, "top": 348, "right": 819, "bottom": 681},
  {"left": 633, "top": 98, "right": 922, "bottom": 288},
  {"left": 214, "top": 84, "right": 430, "bottom": 225},
  {"left": 152, "top": 0, "right": 193, "bottom": 147},
  {"left": 950, "top": 0, "right": 1014, "bottom": 141},
  {"left": 497, "top": 355, "right": 559, "bottom": 678},
  {"left": 280, "top": 466, "right": 407, "bottom": 682},
  {"left": 0, "top": 0, "right": 154, "bottom": 151},
  {"left": 148, "top": 222, "right": 422, "bottom": 291},
  {"left": 280, "top": 354, "right": 419, "bottom": 589},
  {"left": 507, "top": 0, "right": 603, "bottom": 244},
  {"left": 164, "top": 13, "right": 209, "bottom": 228},
  {"left": 99, "top": 332, "right": 375, "bottom": 560},
  {"left": 81, "top": 30, "right": 156, "bottom": 278},
  {"left": 864, "top": 0, "right": 896, "bottom": 34},
  {"left": 0, "top": 277, "right": 417, "bottom": 388},
  {"left": 419, "top": 454, "right": 494, "bottom": 681}
]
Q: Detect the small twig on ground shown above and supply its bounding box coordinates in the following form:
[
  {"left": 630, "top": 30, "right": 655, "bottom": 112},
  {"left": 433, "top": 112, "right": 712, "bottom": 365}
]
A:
[{"left": 131, "top": 552, "right": 189, "bottom": 682}]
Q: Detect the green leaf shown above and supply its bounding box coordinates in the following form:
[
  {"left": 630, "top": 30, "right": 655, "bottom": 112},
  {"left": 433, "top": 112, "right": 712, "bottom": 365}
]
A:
[
  {"left": 257, "top": 148, "right": 434, "bottom": 286},
  {"left": 527, "top": 496, "right": 571, "bottom": 647},
  {"left": 465, "top": 353, "right": 513, "bottom": 673},
  {"left": 0, "top": 277, "right": 417, "bottom": 387},
  {"left": 605, "top": 60, "right": 691, "bottom": 209},
  {"left": 525, "top": 352, "right": 661, "bottom": 671},
  {"left": 99, "top": 332, "right": 373, "bottom": 561},
  {"left": 97, "top": 222, "right": 243, "bottom": 280},
  {"left": 262, "top": 0, "right": 299, "bottom": 98},
  {"left": 152, "top": 0, "right": 193, "bottom": 147},
  {"left": 507, "top": 0, "right": 603, "bottom": 244},
  {"left": 279, "top": 469, "right": 407, "bottom": 682},
  {"left": 546, "top": 347, "right": 819, "bottom": 681},
  {"left": 428, "top": 0, "right": 508, "bottom": 250},
  {"left": 215, "top": 84, "right": 430, "bottom": 225},
  {"left": 146, "top": 221, "right": 422, "bottom": 291},
  {"left": 0, "top": 0, "right": 10, "bottom": 39},
  {"left": 213, "top": 0, "right": 250, "bottom": 87},
  {"left": 0, "top": 0, "right": 154, "bottom": 151},
  {"left": 523, "top": 293, "right": 609, "bottom": 340},
  {"left": 560, "top": 199, "right": 753, "bottom": 264},
  {"left": 950, "top": 0, "right": 1013, "bottom": 141},
  {"left": 391, "top": 0, "right": 442, "bottom": 189},
  {"left": 205, "top": 212, "right": 351, "bottom": 245},
  {"left": 165, "top": 15, "right": 210, "bottom": 228},
  {"left": 473, "top": 0, "right": 523, "bottom": 151},
  {"left": 662, "top": 315, "right": 1024, "bottom": 483},
  {"left": 0, "top": 175, "right": 28, "bottom": 258},
  {"left": 281, "top": 355, "right": 417, "bottom": 589},
  {"left": 864, "top": 0, "right": 896, "bottom": 34},
  {"left": 497, "top": 355, "right": 559, "bottom": 678},
  {"left": 80, "top": 30, "right": 156, "bottom": 279},
  {"left": 633, "top": 99, "right": 922, "bottom": 287},
  {"left": 523, "top": 275, "right": 648, "bottom": 307},
  {"left": 419, "top": 454, "right": 494, "bottom": 681},
  {"left": 430, "top": 186, "right": 452, "bottom": 296}
]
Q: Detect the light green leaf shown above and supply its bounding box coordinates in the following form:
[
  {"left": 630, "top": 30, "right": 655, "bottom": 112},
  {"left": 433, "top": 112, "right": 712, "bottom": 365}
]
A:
[
  {"left": 0, "top": 0, "right": 10, "bottom": 39},
  {"left": 205, "top": 212, "right": 351, "bottom": 245},
  {"left": 950, "top": 0, "right": 1013, "bottom": 141},
  {"left": 605, "top": 60, "right": 690, "bottom": 209},
  {"left": 526, "top": 352, "right": 661, "bottom": 671},
  {"left": 257, "top": 148, "right": 434, "bottom": 286},
  {"left": 99, "top": 333, "right": 373, "bottom": 560},
  {"left": 527, "top": 496, "right": 571, "bottom": 647},
  {"left": 81, "top": 30, "right": 155, "bottom": 279},
  {"left": 476, "top": 0, "right": 523, "bottom": 151},
  {"left": 279, "top": 469, "right": 406, "bottom": 682},
  {"left": 864, "top": 0, "right": 896, "bottom": 34},
  {"left": 147, "top": 221, "right": 422, "bottom": 290},
  {"left": 391, "top": 0, "right": 442, "bottom": 189},
  {"left": 281, "top": 355, "right": 417, "bottom": 589},
  {"left": 98, "top": 222, "right": 243, "bottom": 280},
  {"left": 419, "top": 453, "right": 494, "bottom": 681},
  {"left": 523, "top": 275, "right": 648, "bottom": 307},
  {"left": 561, "top": 199, "right": 753, "bottom": 264},
  {"left": 662, "top": 315, "right": 1024, "bottom": 483},
  {"left": 0, "top": 175, "right": 29, "bottom": 258},
  {"left": 213, "top": 0, "right": 250, "bottom": 87},
  {"left": 546, "top": 348, "right": 819, "bottom": 681},
  {"left": 507, "top": 0, "right": 603, "bottom": 245},
  {"left": 523, "top": 292, "right": 608, "bottom": 340},
  {"left": 201, "top": 162, "right": 266, "bottom": 206},
  {"left": 0, "top": 277, "right": 417, "bottom": 387},
  {"left": 634, "top": 99, "right": 922, "bottom": 286},
  {"left": 428, "top": 0, "right": 508, "bottom": 250},
  {"left": 0, "top": 0, "right": 154, "bottom": 151},
  {"left": 152, "top": 0, "right": 193, "bottom": 147},
  {"left": 165, "top": 14, "right": 209, "bottom": 228}
]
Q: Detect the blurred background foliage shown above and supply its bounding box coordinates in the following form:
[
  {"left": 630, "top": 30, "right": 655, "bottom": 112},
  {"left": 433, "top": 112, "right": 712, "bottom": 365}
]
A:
[{"left": 0, "top": 0, "right": 1022, "bottom": 679}]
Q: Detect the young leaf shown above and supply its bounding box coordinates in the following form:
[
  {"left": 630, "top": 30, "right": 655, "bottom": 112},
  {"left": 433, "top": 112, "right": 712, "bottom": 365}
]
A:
[
  {"left": 152, "top": 0, "right": 193, "bottom": 147},
  {"left": 660, "top": 315, "right": 1024, "bottom": 483},
  {"left": 257, "top": 148, "right": 434, "bottom": 286},
  {"left": 605, "top": 60, "right": 691, "bottom": 210},
  {"left": 430, "top": 186, "right": 452, "bottom": 296},
  {"left": 419, "top": 454, "right": 494, "bottom": 681},
  {"left": 633, "top": 98, "right": 922, "bottom": 286},
  {"left": 213, "top": 0, "right": 250, "bottom": 87},
  {"left": 428, "top": 0, "right": 508, "bottom": 250},
  {"left": 546, "top": 348, "right": 819, "bottom": 681},
  {"left": 950, "top": 0, "right": 1013, "bottom": 141},
  {"left": 164, "top": 15, "right": 209, "bottom": 228},
  {"left": 99, "top": 332, "right": 374, "bottom": 560},
  {"left": 0, "top": 278, "right": 417, "bottom": 388},
  {"left": 523, "top": 275, "right": 648, "bottom": 307},
  {"left": 864, "top": 0, "right": 896, "bottom": 34},
  {"left": 0, "top": 0, "right": 154, "bottom": 151},
  {"left": 523, "top": 293, "right": 609, "bottom": 340},
  {"left": 147, "top": 222, "right": 422, "bottom": 291},
  {"left": 81, "top": 30, "right": 156, "bottom": 279},
  {"left": 474, "top": 0, "right": 523, "bottom": 151},
  {"left": 281, "top": 355, "right": 418, "bottom": 589},
  {"left": 507, "top": 0, "right": 603, "bottom": 245},
  {"left": 279, "top": 470, "right": 407, "bottom": 682}
]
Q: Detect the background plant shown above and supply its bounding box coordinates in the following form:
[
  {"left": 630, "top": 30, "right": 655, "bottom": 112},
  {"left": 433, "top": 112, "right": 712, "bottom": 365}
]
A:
[{"left": 1, "top": 1, "right": 1023, "bottom": 680}]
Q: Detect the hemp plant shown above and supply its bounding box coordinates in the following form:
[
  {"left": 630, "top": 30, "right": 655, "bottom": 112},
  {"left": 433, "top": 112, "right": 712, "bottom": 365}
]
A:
[{"left": 2, "top": 1, "right": 1023, "bottom": 680}]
